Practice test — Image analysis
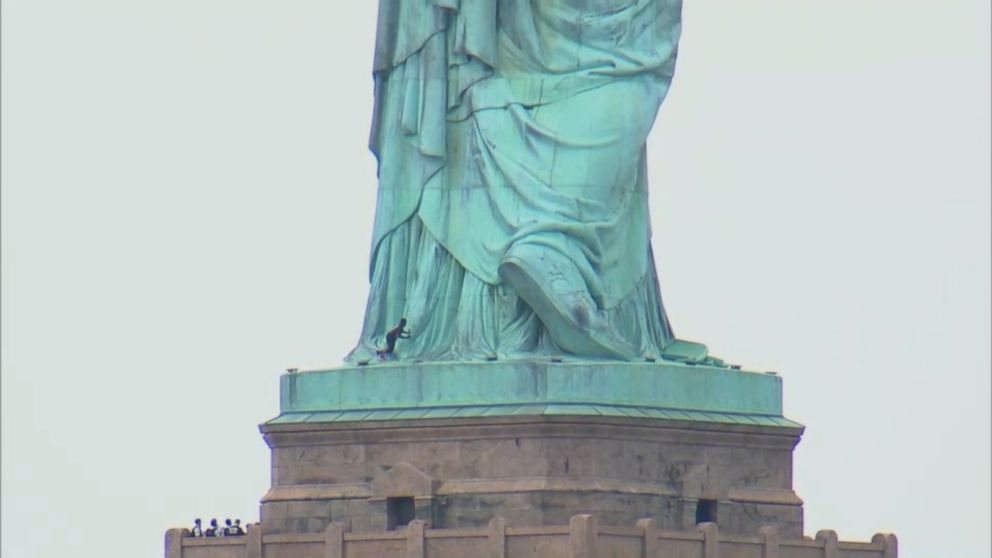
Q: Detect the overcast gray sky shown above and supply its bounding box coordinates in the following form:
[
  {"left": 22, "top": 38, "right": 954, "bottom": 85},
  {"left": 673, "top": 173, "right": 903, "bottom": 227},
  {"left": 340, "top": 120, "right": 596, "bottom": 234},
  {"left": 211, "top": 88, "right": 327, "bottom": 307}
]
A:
[{"left": 2, "top": 1, "right": 989, "bottom": 557}]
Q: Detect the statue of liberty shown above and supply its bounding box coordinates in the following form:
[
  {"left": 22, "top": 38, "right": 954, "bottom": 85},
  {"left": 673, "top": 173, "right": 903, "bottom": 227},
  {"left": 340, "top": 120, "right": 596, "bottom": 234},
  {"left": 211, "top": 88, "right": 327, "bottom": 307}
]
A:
[{"left": 347, "top": 0, "right": 709, "bottom": 363}]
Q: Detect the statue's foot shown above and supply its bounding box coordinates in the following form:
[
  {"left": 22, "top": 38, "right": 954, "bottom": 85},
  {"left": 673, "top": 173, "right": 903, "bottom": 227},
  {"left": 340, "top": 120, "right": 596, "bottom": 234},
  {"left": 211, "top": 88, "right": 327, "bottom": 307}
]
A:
[{"left": 498, "top": 246, "right": 637, "bottom": 361}]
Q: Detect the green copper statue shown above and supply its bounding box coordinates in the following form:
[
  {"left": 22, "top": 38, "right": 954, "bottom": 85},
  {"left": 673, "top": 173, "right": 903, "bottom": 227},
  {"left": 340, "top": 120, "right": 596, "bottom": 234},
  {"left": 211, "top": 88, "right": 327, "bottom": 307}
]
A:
[{"left": 347, "top": 0, "right": 709, "bottom": 364}]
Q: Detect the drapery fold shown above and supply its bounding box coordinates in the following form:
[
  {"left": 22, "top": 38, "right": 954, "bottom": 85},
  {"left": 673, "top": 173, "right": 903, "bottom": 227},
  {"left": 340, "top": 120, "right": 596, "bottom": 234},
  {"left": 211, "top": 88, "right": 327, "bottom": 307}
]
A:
[{"left": 349, "top": 0, "right": 684, "bottom": 362}]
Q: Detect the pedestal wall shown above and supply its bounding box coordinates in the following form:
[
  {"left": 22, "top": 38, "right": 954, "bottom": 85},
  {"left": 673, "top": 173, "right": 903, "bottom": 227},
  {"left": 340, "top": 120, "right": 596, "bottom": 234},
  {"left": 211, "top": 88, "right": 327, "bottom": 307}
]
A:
[
  {"left": 260, "top": 415, "right": 803, "bottom": 536},
  {"left": 259, "top": 361, "right": 804, "bottom": 537}
]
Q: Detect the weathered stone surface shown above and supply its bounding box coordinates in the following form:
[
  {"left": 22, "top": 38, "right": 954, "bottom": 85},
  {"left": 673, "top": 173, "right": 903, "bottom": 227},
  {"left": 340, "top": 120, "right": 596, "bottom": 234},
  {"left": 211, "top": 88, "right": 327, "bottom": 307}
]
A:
[
  {"left": 258, "top": 415, "right": 804, "bottom": 537},
  {"left": 168, "top": 518, "right": 897, "bottom": 558}
]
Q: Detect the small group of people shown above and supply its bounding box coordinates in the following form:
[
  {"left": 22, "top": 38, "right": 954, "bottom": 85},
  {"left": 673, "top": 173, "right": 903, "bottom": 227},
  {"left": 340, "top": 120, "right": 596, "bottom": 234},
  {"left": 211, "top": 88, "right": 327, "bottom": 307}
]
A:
[{"left": 188, "top": 518, "right": 246, "bottom": 537}]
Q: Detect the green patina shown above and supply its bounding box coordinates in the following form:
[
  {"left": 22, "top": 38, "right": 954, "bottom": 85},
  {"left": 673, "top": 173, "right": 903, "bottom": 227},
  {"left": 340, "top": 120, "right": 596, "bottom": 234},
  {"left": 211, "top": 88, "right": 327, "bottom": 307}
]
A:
[
  {"left": 269, "top": 361, "right": 797, "bottom": 427},
  {"left": 346, "top": 0, "right": 702, "bottom": 363}
]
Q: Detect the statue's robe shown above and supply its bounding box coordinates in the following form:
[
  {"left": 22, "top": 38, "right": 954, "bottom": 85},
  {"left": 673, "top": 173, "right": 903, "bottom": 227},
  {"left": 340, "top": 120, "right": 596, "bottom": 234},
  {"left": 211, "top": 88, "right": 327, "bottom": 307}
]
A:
[{"left": 349, "top": 0, "right": 681, "bottom": 361}]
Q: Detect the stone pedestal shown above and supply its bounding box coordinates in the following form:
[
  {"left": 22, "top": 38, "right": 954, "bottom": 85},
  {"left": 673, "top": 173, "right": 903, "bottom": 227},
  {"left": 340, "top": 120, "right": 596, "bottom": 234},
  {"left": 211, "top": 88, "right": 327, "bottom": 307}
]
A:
[{"left": 259, "top": 361, "right": 804, "bottom": 537}]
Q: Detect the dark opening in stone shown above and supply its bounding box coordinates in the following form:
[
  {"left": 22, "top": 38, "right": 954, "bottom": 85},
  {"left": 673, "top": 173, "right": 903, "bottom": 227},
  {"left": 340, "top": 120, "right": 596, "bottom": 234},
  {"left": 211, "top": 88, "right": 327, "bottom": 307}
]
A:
[
  {"left": 695, "top": 499, "right": 718, "bottom": 525},
  {"left": 386, "top": 497, "right": 416, "bottom": 530}
]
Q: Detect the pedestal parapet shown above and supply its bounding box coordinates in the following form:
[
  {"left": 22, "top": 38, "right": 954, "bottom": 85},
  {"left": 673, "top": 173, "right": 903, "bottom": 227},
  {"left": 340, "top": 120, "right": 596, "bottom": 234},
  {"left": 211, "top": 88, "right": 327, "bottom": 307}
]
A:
[
  {"left": 166, "top": 518, "right": 898, "bottom": 558},
  {"left": 260, "top": 361, "right": 805, "bottom": 537},
  {"left": 271, "top": 360, "right": 797, "bottom": 427}
]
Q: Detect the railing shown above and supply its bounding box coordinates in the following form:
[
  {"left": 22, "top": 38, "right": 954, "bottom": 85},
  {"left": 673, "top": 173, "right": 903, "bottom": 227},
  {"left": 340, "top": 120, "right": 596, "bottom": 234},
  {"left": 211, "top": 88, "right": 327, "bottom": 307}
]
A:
[{"left": 166, "top": 515, "right": 897, "bottom": 558}]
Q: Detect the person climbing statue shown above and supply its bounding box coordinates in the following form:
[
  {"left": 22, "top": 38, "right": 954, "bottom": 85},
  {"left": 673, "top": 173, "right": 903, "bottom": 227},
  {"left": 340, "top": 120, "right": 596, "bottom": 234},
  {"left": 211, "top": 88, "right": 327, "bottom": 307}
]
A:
[{"left": 376, "top": 318, "right": 410, "bottom": 357}]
